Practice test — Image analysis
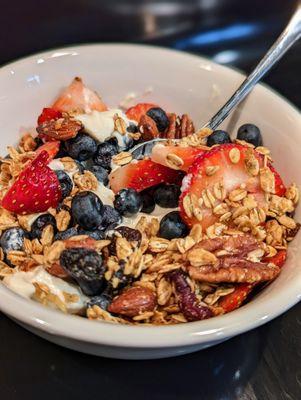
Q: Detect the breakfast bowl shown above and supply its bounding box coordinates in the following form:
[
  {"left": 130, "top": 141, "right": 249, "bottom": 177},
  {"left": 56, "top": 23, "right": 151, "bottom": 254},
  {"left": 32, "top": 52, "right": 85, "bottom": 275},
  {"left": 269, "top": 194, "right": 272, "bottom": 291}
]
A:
[{"left": 0, "top": 44, "right": 300, "bottom": 360}]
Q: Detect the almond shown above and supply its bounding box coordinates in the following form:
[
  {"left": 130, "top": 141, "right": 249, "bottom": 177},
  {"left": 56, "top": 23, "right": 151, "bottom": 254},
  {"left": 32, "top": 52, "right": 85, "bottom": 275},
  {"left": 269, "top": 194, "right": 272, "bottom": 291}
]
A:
[
  {"left": 36, "top": 117, "right": 82, "bottom": 141},
  {"left": 108, "top": 286, "right": 156, "bottom": 317}
]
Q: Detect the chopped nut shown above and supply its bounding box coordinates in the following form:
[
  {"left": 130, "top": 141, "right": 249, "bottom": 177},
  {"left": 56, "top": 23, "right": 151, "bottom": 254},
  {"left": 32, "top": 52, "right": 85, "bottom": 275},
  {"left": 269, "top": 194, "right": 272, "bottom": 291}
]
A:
[
  {"left": 182, "top": 195, "right": 193, "bottom": 218},
  {"left": 55, "top": 209, "right": 71, "bottom": 232},
  {"left": 148, "top": 237, "right": 170, "bottom": 253},
  {"left": 74, "top": 171, "right": 98, "bottom": 191},
  {"left": 112, "top": 152, "right": 132, "bottom": 166},
  {"left": 244, "top": 150, "right": 259, "bottom": 176},
  {"left": 229, "top": 147, "right": 240, "bottom": 164},
  {"left": 113, "top": 114, "right": 127, "bottom": 134},
  {"left": 205, "top": 165, "right": 220, "bottom": 176},
  {"left": 157, "top": 277, "right": 173, "bottom": 306},
  {"left": 228, "top": 188, "right": 247, "bottom": 202},
  {"left": 187, "top": 247, "right": 217, "bottom": 267},
  {"left": 189, "top": 224, "right": 203, "bottom": 243},
  {"left": 166, "top": 153, "right": 184, "bottom": 170},
  {"left": 277, "top": 215, "right": 296, "bottom": 229},
  {"left": 259, "top": 167, "right": 275, "bottom": 193},
  {"left": 213, "top": 203, "right": 229, "bottom": 215}
]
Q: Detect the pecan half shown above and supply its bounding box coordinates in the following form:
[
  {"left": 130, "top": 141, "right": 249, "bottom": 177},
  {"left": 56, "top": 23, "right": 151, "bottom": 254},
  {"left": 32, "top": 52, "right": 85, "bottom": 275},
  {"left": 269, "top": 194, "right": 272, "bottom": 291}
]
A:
[
  {"left": 188, "top": 259, "right": 280, "bottom": 283},
  {"left": 36, "top": 117, "right": 82, "bottom": 141},
  {"left": 165, "top": 113, "right": 195, "bottom": 139},
  {"left": 193, "top": 234, "right": 260, "bottom": 256},
  {"left": 108, "top": 286, "right": 156, "bottom": 317},
  {"left": 186, "top": 234, "right": 277, "bottom": 283},
  {"left": 138, "top": 114, "right": 160, "bottom": 140}
]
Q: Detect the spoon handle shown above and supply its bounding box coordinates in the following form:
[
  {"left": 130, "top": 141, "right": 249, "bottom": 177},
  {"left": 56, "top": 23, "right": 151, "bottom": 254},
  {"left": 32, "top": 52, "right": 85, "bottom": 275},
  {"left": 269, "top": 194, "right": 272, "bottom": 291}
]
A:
[{"left": 205, "top": 4, "right": 301, "bottom": 131}]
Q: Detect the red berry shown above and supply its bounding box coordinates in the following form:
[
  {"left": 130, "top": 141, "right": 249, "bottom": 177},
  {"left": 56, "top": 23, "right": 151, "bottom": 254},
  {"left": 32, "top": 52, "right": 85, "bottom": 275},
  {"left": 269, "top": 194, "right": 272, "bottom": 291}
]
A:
[
  {"left": 125, "top": 103, "right": 157, "bottom": 122},
  {"left": 36, "top": 141, "right": 60, "bottom": 160},
  {"left": 37, "top": 108, "right": 62, "bottom": 125},
  {"left": 1, "top": 151, "right": 61, "bottom": 215},
  {"left": 179, "top": 143, "right": 286, "bottom": 228},
  {"left": 109, "top": 159, "right": 183, "bottom": 193}
]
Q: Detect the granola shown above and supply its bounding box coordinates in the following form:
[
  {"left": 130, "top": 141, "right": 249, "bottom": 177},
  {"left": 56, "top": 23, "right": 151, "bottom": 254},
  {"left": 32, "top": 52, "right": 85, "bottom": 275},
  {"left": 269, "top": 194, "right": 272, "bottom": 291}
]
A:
[{"left": 0, "top": 77, "right": 299, "bottom": 325}]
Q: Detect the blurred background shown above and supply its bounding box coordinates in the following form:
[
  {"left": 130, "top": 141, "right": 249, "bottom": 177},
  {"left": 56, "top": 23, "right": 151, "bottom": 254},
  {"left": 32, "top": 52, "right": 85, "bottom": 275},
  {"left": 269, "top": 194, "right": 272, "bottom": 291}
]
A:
[{"left": 0, "top": 0, "right": 300, "bottom": 105}]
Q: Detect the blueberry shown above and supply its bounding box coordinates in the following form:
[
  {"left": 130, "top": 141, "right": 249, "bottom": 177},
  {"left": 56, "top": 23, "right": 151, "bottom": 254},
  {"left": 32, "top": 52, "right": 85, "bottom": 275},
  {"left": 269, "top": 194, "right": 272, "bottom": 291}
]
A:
[
  {"left": 146, "top": 107, "right": 169, "bottom": 132},
  {"left": 101, "top": 205, "right": 122, "bottom": 230},
  {"left": 65, "top": 132, "right": 97, "bottom": 161},
  {"left": 140, "top": 189, "right": 155, "bottom": 214},
  {"left": 154, "top": 184, "right": 181, "bottom": 208},
  {"left": 126, "top": 123, "right": 138, "bottom": 133},
  {"left": 90, "top": 165, "right": 109, "bottom": 185},
  {"left": 55, "top": 170, "right": 73, "bottom": 199},
  {"left": 93, "top": 139, "right": 118, "bottom": 169},
  {"left": 77, "top": 228, "right": 105, "bottom": 240},
  {"left": 31, "top": 214, "right": 57, "bottom": 239},
  {"left": 159, "top": 211, "right": 188, "bottom": 240},
  {"left": 113, "top": 188, "right": 142, "bottom": 217},
  {"left": 80, "top": 159, "right": 109, "bottom": 185},
  {"left": 71, "top": 191, "right": 103, "bottom": 230},
  {"left": 87, "top": 293, "right": 112, "bottom": 311},
  {"left": 237, "top": 124, "right": 262, "bottom": 147},
  {"left": 206, "top": 130, "right": 231, "bottom": 146},
  {"left": 0, "top": 227, "right": 26, "bottom": 254},
  {"left": 60, "top": 248, "right": 105, "bottom": 296},
  {"left": 54, "top": 227, "right": 78, "bottom": 241}
]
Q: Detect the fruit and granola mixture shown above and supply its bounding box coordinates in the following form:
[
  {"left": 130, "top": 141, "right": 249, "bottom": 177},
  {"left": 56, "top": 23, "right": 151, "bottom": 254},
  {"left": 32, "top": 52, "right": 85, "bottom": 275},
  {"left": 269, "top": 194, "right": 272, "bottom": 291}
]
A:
[{"left": 0, "top": 77, "right": 299, "bottom": 325}]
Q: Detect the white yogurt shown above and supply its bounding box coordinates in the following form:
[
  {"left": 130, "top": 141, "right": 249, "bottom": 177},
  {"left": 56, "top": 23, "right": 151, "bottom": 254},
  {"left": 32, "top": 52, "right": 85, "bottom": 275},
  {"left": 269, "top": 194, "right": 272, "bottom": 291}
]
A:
[
  {"left": 48, "top": 159, "right": 65, "bottom": 171},
  {"left": 3, "top": 266, "right": 88, "bottom": 313},
  {"left": 75, "top": 109, "right": 136, "bottom": 150},
  {"left": 94, "top": 183, "right": 115, "bottom": 206}
]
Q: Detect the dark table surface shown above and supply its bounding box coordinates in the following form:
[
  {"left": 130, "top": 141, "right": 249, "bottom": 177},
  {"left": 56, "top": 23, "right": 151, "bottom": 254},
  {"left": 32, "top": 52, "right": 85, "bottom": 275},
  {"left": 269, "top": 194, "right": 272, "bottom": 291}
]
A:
[{"left": 0, "top": 1, "right": 300, "bottom": 399}]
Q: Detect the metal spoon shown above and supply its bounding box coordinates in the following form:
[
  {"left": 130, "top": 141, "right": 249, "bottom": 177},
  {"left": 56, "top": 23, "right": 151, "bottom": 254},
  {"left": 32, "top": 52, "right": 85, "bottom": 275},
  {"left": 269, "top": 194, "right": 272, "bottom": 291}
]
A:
[{"left": 131, "top": 4, "right": 301, "bottom": 159}]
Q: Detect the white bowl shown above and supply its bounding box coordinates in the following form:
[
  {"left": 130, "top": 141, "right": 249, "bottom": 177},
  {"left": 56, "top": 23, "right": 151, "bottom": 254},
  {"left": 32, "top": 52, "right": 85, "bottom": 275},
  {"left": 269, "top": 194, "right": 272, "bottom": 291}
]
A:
[{"left": 0, "top": 44, "right": 300, "bottom": 360}]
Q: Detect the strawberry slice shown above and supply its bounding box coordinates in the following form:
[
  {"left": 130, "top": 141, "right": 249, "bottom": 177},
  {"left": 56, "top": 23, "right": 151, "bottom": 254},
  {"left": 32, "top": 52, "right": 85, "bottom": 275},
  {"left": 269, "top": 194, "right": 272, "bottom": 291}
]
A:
[
  {"left": 52, "top": 77, "right": 107, "bottom": 114},
  {"left": 2, "top": 151, "right": 61, "bottom": 215},
  {"left": 109, "top": 159, "right": 184, "bottom": 193},
  {"left": 37, "top": 107, "right": 62, "bottom": 125},
  {"left": 219, "top": 283, "right": 254, "bottom": 313},
  {"left": 36, "top": 141, "right": 60, "bottom": 160},
  {"left": 220, "top": 250, "right": 287, "bottom": 313},
  {"left": 179, "top": 143, "right": 286, "bottom": 228},
  {"left": 263, "top": 249, "right": 287, "bottom": 267},
  {"left": 151, "top": 144, "right": 207, "bottom": 172},
  {"left": 125, "top": 103, "right": 157, "bottom": 122}
]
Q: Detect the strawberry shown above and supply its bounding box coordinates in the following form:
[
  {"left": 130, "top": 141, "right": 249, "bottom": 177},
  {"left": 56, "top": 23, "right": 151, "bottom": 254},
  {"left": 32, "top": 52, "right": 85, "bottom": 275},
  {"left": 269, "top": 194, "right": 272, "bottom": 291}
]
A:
[
  {"left": 109, "top": 159, "right": 184, "bottom": 193},
  {"left": 2, "top": 151, "right": 61, "bottom": 215},
  {"left": 125, "top": 103, "right": 157, "bottom": 122},
  {"left": 52, "top": 77, "right": 107, "bottom": 113},
  {"left": 263, "top": 249, "right": 287, "bottom": 267},
  {"left": 219, "top": 283, "right": 254, "bottom": 313},
  {"left": 151, "top": 143, "right": 207, "bottom": 172},
  {"left": 37, "top": 107, "right": 62, "bottom": 125},
  {"left": 220, "top": 249, "right": 287, "bottom": 313},
  {"left": 36, "top": 141, "right": 60, "bottom": 160},
  {"left": 179, "top": 143, "right": 286, "bottom": 228}
]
